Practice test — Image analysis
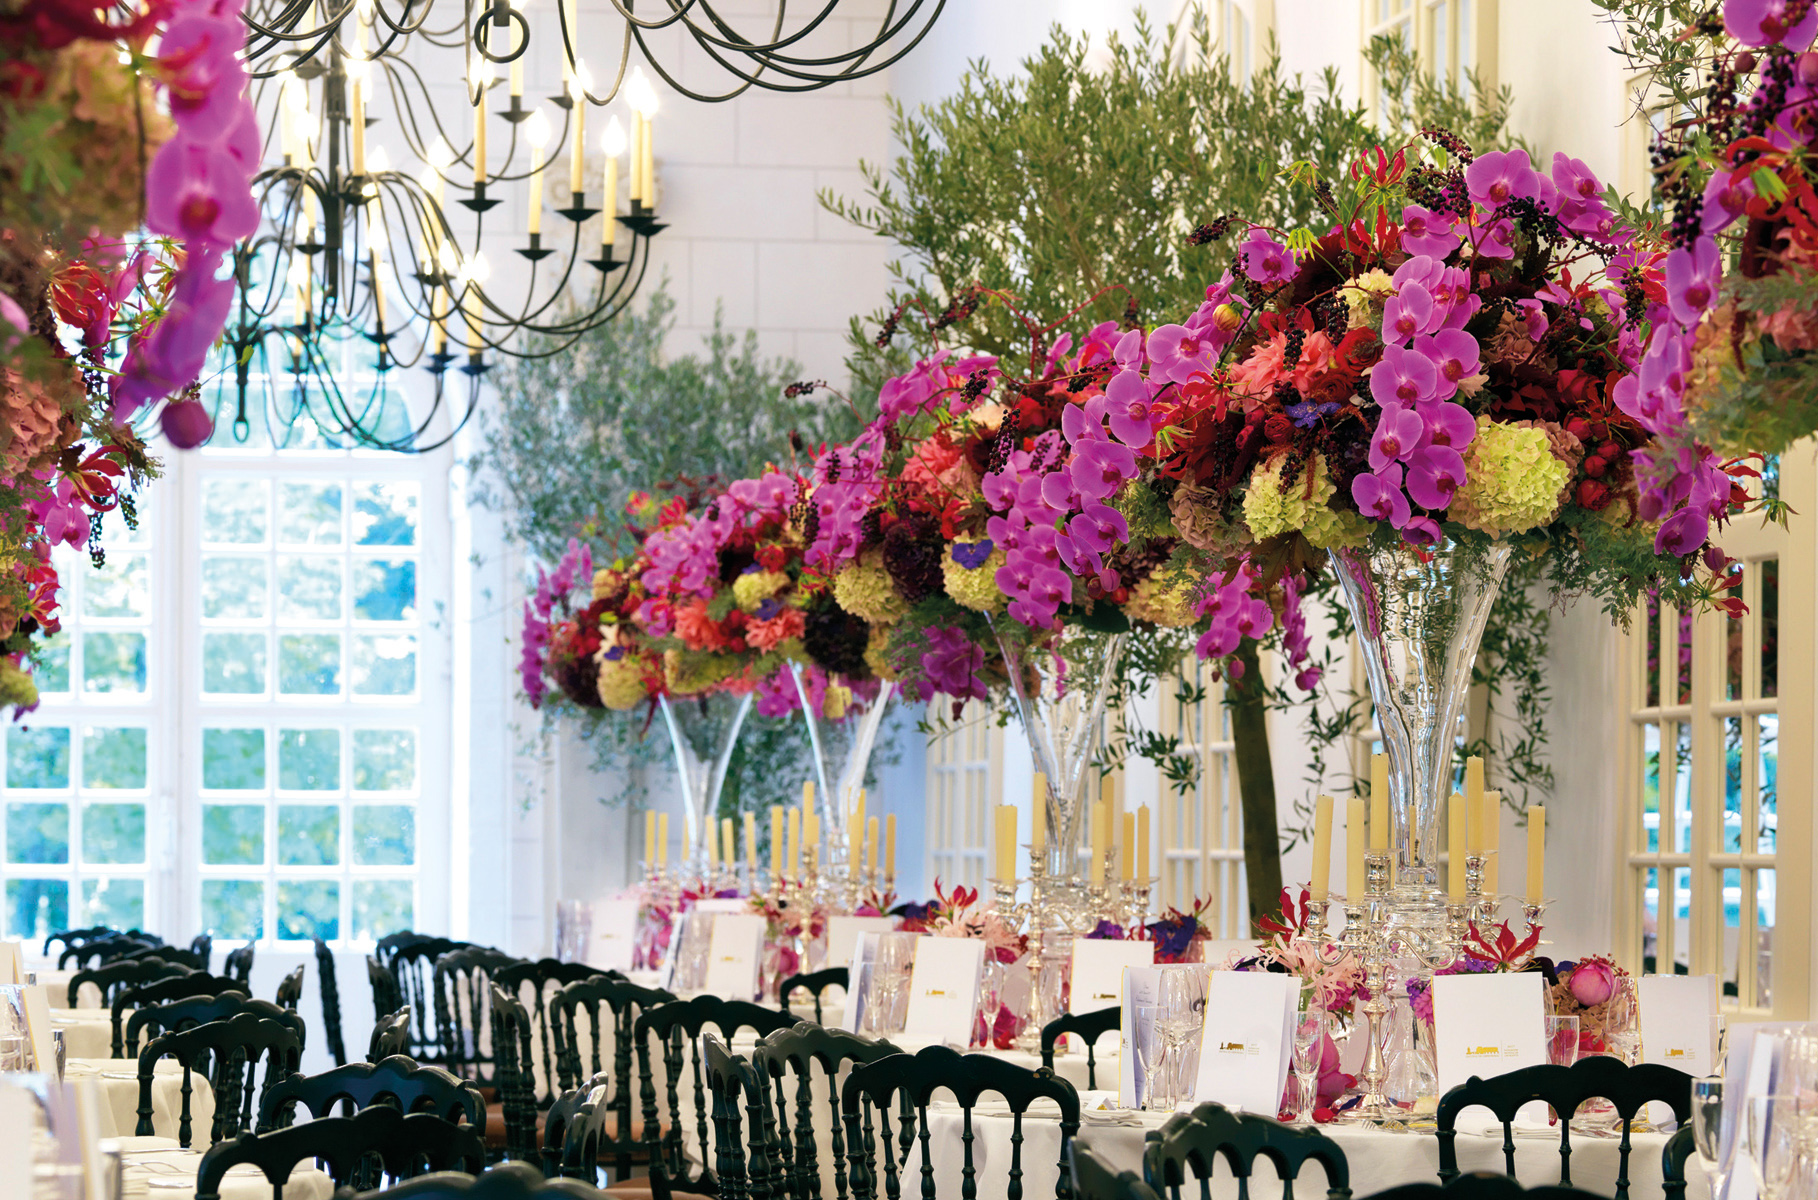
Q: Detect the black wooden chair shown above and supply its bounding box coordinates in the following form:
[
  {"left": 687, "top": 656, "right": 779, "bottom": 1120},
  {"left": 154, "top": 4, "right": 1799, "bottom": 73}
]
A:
[
  {"left": 121, "top": 943, "right": 208, "bottom": 970},
  {"left": 345, "top": 1159, "right": 606, "bottom": 1199},
  {"left": 753, "top": 1021, "right": 902, "bottom": 1200},
  {"left": 1435, "top": 1058, "right": 1693, "bottom": 1200},
  {"left": 436, "top": 945, "right": 525, "bottom": 1085},
  {"left": 543, "top": 1073, "right": 611, "bottom": 1182},
  {"left": 493, "top": 957, "right": 611, "bottom": 1108},
  {"left": 840, "top": 1043, "right": 1081, "bottom": 1200},
  {"left": 1365, "top": 1179, "right": 1612, "bottom": 1200},
  {"left": 126, "top": 992, "right": 308, "bottom": 1058},
  {"left": 372, "top": 955, "right": 407, "bottom": 1021},
  {"left": 275, "top": 963, "right": 306, "bottom": 1010},
  {"left": 224, "top": 940, "right": 256, "bottom": 983},
  {"left": 1661, "top": 1125, "right": 1694, "bottom": 1199},
  {"left": 194, "top": 1104, "right": 486, "bottom": 1200},
  {"left": 110, "top": 972, "right": 250, "bottom": 1058},
  {"left": 316, "top": 937, "right": 348, "bottom": 1066},
  {"left": 550, "top": 975, "right": 676, "bottom": 1182},
  {"left": 373, "top": 1007, "right": 414, "bottom": 1060},
  {"left": 190, "top": 932, "right": 214, "bottom": 968},
  {"left": 259, "top": 1053, "right": 487, "bottom": 1128},
  {"left": 44, "top": 925, "right": 121, "bottom": 958},
  {"left": 635, "top": 993, "right": 799, "bottom": 1195},
  {"left": 58, "top": 932, "right": 160, "bottom": 970},
  {"left": 394, "top": 936, "right": 472, "bottom": 1064},
  {"left": 134, "top": 1011, "right": 303, "bottom": 1146},
  {"left": 1143, "top": 1102, "right": 1352, "bottom": 1200},
  {"left": 68, "top": 955, "right": 193, "bottom": 1008},
  {"left": 776, "top": 966, "right": 849, "bottom": 1023},
  {"left": 1040, "top": 1006, "right": 1121, "bottom": 1091},
  {"left": 1073, "top": 1143, "right": 1163, "bottom": 1200},
  {"left": 491, "top": 981, "right": 541, "bottom": 1161},
  {"left": 701, "top": 1032, "right": 783, "bottom": 1200}
]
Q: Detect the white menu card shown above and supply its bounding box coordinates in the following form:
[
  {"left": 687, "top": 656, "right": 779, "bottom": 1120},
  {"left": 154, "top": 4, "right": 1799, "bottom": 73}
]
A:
[
  {"left": 0, "top": 1081, "right": 32, "bottom": 1186},
  {"left": 902, "top": 936, "right": 984, "bottom": 1045},
  {"left": 591, "top": 899, "right": 640, "bottom": 973},
  {"left": 1637, "top": 973, "right": 1718, "bottom": 1074},
  {"left": 1432, "top": 972, "right": 1547, "bottom": 1090},
  {"left": 1192, "top": 970, "right": 1296, "bottom": 1114},
  {"left": 19, "top": 985, "right": 54, "bottom": 1075},
  {"left": 701, "top": 913, "right": 768, "bottom": 1002},
  {"left": 0, "top": 943, "right": 22, "bottom": 986},
  {"left": 826, "top": 917, "right": 897, "bottom": 968},
  {"left": 1070, "top": 940, "right": 1155, "bottom": 1014}
]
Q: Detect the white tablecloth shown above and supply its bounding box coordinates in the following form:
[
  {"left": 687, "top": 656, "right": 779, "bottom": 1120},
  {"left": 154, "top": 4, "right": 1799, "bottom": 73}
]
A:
[
  {"left": 67, "top": 1057, "right": 218, "bottom": 1145},
  {"left": 112, "top": 1137, "right": 334, "bottom": 1200},
  {"left": 51, "top": 1008, "right": 117, "bottom": 1059}
]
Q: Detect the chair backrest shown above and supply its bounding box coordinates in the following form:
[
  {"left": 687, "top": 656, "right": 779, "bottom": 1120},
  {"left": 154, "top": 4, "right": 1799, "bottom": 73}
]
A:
[
  {"left": 370, "top": 955, "right": 406, "bottom": 1018},
  {"left": 189, "top": 933, "right": 213, "bottom": 967},
  {"left": 753, "top": 1021, "right": 903, "bottom": 1200},
  {"left": 224, "top": 940, "right": 256, "bottom": 983},
  {"left": 1142, "top": 1102, "right": 1352, "bottom": 1200},
  {"left": 110, "top": 973, "right": 250, "bottom": 1058},
  {"left": 1435, "top": 1058, "right": 1693, "bottom": 1200},
  {"left": 435, "top": 945, "right": 525, "bottom": 1081},
  {"left": 392, "top": 936, "right": 470, "bottom": 1063},
  {"left": 1073, "top": 1143, "right": 1164, "bottom": 1200},
  {"left": 120, "top": 944, "right": 208, "bottom": 970},
  {"left": 194, "top": 1104, "right": 486, "bottom": 1200},
  {"left": 492, "top": 957, "right": 611, "bottom": 1106},
  {"left": 840, "top": 1043, "right": 1082, "bottom": 1200},
  {"left": 259, "top": 1052, "right": 487, "bottom": 1128},
  {"left": 44, "top": 925, "right": 119, "bottom": 957},
  {"left": 702, "top": 1032, "right": 782, "bottom": 1200},
  {"left": 375, "top": 929, "right": 429, "bottom": 969},
  {"left": 490, "top": 981, "right": 541, "bottom": 1162},
  {"left": 1662, "top": 1124, "right": 1693, "bottom": 1199},
  {"left": 372, "top": 1007, "right": 413, "bottom": 1060},
  {"left": 135, "top": 1010, "right": 303, "bottom": 1147},
  {"left": 550, "top": 974, "right": 676, "bottom": 1182},
  {"left": 346, "top": 1159, "right": 608, "bottom": 1199},
  {"left": 1362, "top": 1180, "right": 1615, "bottom": 1200},
  {"left": 275, "top": 963, "right": 306, "bottom": 1010},
  {"left": 635, "top": 993, "right": 801, "bottom": 1194},
  {"left": 316, "top": 937, "right": 348, "bottom": 1066},
  {"left": 69, "top": 955, "right": 194, "bottom": 1008},
  {"left": 58, "top": 932, "right": 159, "bottom": 970},
  {"left": 776, "top": 966, "right": 849, "bottom": 1024},
  {"left": 543, "top": 1072, "right": 610, "bottom": 1182},
  {"left": 1040, "top": 1007, "right": 1121, "bottom": 1092},
  {"left": 126, "top": 993, "right": 307, "bottom": 1059}
]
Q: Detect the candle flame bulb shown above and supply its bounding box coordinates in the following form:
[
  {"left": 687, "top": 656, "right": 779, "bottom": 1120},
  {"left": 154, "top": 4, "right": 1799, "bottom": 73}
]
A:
[
  {"left": 601, "top": 116, "right": 627, "bottom": 157},
  {"left": 526, "top": 108, "right": 552, "bottom": 150}
]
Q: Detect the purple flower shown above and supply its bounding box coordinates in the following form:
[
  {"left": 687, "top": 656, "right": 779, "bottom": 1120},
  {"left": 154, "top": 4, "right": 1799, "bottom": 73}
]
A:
[
  {"left": 1237, "top": 227, "right": 1299, "bottom": 285},
  {"left": 1470, "top": 216, "right": 1518, "bottom": 260},
  {"left": 921, "top": 626, "right": 988, "bottom": 703},
  {"left": 1146, "top": 914, "right": 1198, "bottom": 961},
  {"left": 1402, "top": 515, "right": 1443, "bottom": 545},
  {"left": 1285, "top": 399, "right": 1339, "bottom": 428},
  {"left": 1406, "top": 445, "right": 1467, "bottom": 510},
  {"left": 1086, "top": 920, "right": 1126, "bottom": 940},
  {"left": 1424, "top": 401, "right": 1479, "bottom": 451},
  {"left": 1416, "top": 330, "right": 1481, "bottom": 398},
  {"left": 146, "top": 135, "right": 259, "bottom": 249},
  {"left": 1400, "top": 205, "right": 1461, "bottom": 259},
  {"left": 1724, "top": 0, "right": 1818, "bottom": 48},
  {"left": 878, "top": 353, "right": 952, "bottom": 423},
  {"left": 1551, "top": 153, "right": 1602, "bottom": 203},
  {"left": 1352, "top": 467, "right": 1412, "bottom": 528},
  {"left": 1666, "top": 236, "right": 1722, "bottom": 325},
  {"left": 1369, "top": 405, "right": 1427, "bottom": 470},
  {"left": 159, "top": 13, "right": 249, "bottom": 141},
  {"left": 1702, "top": 169, "right": 1757, "bottom": 235},
  {"left": 1105, "top": 369, "right": 1161, "bottom": 447},
  {"left": 1147, "top": 323, "right": 1220, "bottom": 385},
  {"left": 1069, "top": 503, "right": 1128, "bottom": 553},
  {"left": 1382, "top": 282, "right": 1439, "bottom": 344},
  {"left": 1369, "top": 344, "right": 1439, "bottom": 407},
  {"left": 1465, "top": 148, "right": 1540, "bottom": 210},
  {"left": 1068, "top": 435, "right": 1137, "bottom": 502},
  {"left": 1656, "top": 507, "right": 1709, "bottom": 557},
  {"left": 950, "top": 539, "right": 994, "bottom": 570}
]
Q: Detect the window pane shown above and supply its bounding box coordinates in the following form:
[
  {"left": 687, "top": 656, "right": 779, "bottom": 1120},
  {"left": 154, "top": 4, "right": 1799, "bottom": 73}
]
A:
[
  {"left": 353, "top": 483, "right": 418, "bottom": 546},
  {"left": 84, "top": 554, "right": 149, "bottom": 619},
  {"left": 1758, "top": 714, "right": 1778, "bottom": 854},
  {"left": 352, "top": 560, "right": 416, "bottom": 622},
  {"left": 1760, "top": 557, "right": 1778, "bottom": 698},
  {"left": 1642, "top": 865, "right": 1659, "bottom": 970},
  {"left": 201, "top": 879, "right": 264, "bottom": 939},
  {"left": 1723, "top": 717, "right": 1744, "bottom": 854},
  {"left": 82, "top": 878, "right": 143, "bottom": 930},
  {"left": 83, "top": 727, "right": 147, "bottom": 789},
  {"left": 82, "top": 803, "right": 145, "bottom": 864},
  {"left": 352, "top": 730, "right": 415, "bottom": 792},
  {"left": 202, "top": 804, "right": 264, "bottom": 865},
  {"left": 277, "top": 881, "right": 339, "bottom": 941},
  {"left": 36, "top": 634, "right": 69, "bottom": 694},
  {"left": 8, "top": 726, "right": 70, "bottom": 789},
  {"left": 1756, "top": 867, "right": 1776, "bottom": 1009},
  {"left": 203, "top": 728, "right": 266, "bottom": 790},
  {"left": 5, "top": 880, "right": 67, "bottom": 941},
  {"left": 7, "top": 803, "right": 68, "bottom": 864},
  {"left": 278, "top": 805, "right": 339, "bottom": 866},
  {"left": 277, "top": 556, "right": 342, "bottom": 621},
  {"left": 202, "top": 479, "right": 269, "bottom": 544},
  {"left": 204, "top": 633, "right": 267, "bottom": 694},
  {"left": 353, "top": 805, "right": 414, "bottom": 865},
  {"left": 1673, "top": 722, "right": 1693, "bottom": 855},
  {"left": 278, "top": 634, "right": 342, "bottom": 695},
  {"left": 202, "top": 556, "right": 268, "bottom": 620},
  {"left": 83, "top": 632, "right": 146, "bottom": 694},
  {"left": 278, "top": 729, "right": 340, "bottom": 791},
  {"left": 1642, "top": 722, "right": 1660, "bottom": 853},
  {"left": 351, "top": 635, "right": 416, "bottom": 696},
  {"left": 278, "top": 483, "right": 343, "bottom": 545},
  {"left": 352, "top": 880, "right": 412, "bottom": 941}
]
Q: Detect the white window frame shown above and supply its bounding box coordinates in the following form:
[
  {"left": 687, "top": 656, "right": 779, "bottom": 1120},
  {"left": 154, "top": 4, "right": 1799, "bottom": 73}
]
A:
[
  {"left": 1157, "top": 662, "right": 1244, "bottom": 937},
  {"left": 926, "top": 701, "right": 999, "bottom": 893}
]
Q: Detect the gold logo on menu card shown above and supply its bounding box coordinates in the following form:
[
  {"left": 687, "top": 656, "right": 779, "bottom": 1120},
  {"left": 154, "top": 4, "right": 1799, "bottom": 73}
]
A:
[
  {"left": 1091, "top": 992, "right": 1117, "bottom": 1001},
  {"left": 1666, "top": 1048, "right": 1690, "bottom": 1058},
  {"left": 1465, "top": 1045, "right": 1507, "bottom": 1058},
  {"left": 927, "top": 989, "right": 948, "bottom": 997}
]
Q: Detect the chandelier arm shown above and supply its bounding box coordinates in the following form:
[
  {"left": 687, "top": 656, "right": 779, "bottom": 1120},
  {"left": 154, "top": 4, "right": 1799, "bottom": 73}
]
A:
[{"left": 578, "top": 22, "right": 635, "bottom": 106}]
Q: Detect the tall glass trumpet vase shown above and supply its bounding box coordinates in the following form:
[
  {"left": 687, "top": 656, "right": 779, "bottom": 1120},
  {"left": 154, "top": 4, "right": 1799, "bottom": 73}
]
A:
[
  {"left": 658, "top": 690, "right": 755, "bottom": 881},
  {"left": 791, "top": 663, "right": 896, "bottom": 903},
  {"left": 1328, "top": 538, "right": 1512, "bottom": 925}
]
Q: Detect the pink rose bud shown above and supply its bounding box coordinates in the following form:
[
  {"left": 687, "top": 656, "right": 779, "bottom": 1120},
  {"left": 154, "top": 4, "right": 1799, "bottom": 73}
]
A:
[{"left": 1568, "top": 959, "right": 1617, "bottom": 1008}]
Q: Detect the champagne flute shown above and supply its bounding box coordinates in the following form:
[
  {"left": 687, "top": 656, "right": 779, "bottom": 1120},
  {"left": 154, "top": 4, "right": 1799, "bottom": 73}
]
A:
[
  {"left": 1749, "top": 1094, "right": 1800, "bottom": 1200},
  {"left": 1158, "top": 968, "right": 1204, "bottom": 1105},
  {"left": 1692, "top": 1076, "right": 1728, "bottom": 1200},
  {"left": 1292, "top": 984, "right": 1326, "bottom": 1125},
  {"left": 1134, "top": 1004, "right": 1166, "bottom": 1111}
]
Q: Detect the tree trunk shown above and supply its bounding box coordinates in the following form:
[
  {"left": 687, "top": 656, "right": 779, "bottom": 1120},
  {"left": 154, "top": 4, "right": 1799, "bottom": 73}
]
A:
[{"left": 1229, "top": 638, "right": 1282, "bottom": 935}]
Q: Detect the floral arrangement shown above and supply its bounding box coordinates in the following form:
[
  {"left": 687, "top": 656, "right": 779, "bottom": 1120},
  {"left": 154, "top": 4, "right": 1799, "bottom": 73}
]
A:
[
  {"left": 1547, "top": 955, "right": 1636, "bottom": 1059},
  {"left": 1145, "top": 897, "right": 1216, "bottom": 964},
  {"left": 1227, "top": 888, "right": 1366, "bottom": 1022},
  {"left": 930, "top": 880, "right": 1027, "bottom": 964}
]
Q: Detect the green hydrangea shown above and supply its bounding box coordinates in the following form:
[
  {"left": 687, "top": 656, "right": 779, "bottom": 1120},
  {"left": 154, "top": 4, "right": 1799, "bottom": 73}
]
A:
[
  {"left": 731, "top": 569, "right": 790, "bottom": 612},
  {"left": 941, "top": 543, "right": 1007, "bottom": 613},
  {"left": 1124, "top": 574, "right": 1196, "bottom": 627},
  {"left": 1449, "top": 418, "right": 1570, "bottom": 537},
  {"left": 832, "top": 555, "right": 910, "bottom": 625},
  {"left": 594, "top": 650, "right": 652, "bottom": 710},
  {"left": 1242, "top": 453, "right": 1370, "bottom": 549}
]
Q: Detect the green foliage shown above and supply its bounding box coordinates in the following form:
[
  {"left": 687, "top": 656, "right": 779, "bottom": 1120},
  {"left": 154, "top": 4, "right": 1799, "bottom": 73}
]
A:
[
  {"left": 1360, "top": 32, "right": 1524, "bottom": 153},
  {"left": 1589, "top": 0, "right": 1713, "bottom": 119}
]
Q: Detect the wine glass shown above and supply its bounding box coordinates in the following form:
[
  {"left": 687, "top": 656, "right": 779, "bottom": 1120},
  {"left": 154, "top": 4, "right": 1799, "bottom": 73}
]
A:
[
  {"left": 1692, "top": 1076, "right": 1729, "bottom": 1200},
  {"left": 1158, "top": 968, "right": 1205, "bottom": 1104},
  {"left": 1545, "top": 1016, "right": 1580, "bottom": 1067},
  {"left": 1749, "top": 1094, "right": 1801, "bottom": 1200},
  {"left": 1134, "top": 1003, "right": 1166, "bottom": 1111},
  {"left": 1291, "top": 985, "right": 1326, "bottom": 1125}
]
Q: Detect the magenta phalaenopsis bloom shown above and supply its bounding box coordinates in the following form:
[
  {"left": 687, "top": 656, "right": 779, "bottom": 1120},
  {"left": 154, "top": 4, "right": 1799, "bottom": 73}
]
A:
[
  {"left": 1369, "top": 343, "right": 1439, "bottom": 407},
  {"left": 1368, "top": 405, "right": 1426, "bottom": 471},
  {"left": 1193, "top": 562, "right": 1273, "bottom": 662},
  {"left": 159, "top": 13, "right": 249, "bottom": 140},
  {"left": 1702, "top": 170, "right": 1756, "bottom": 235},
  {"left": 1352, "top": 466, "right": 1412, "bottom": 529},
  {"left": 1416, "top": 329, "right": 1481, "bottom": 398},
  {"left": 1665, "top": 235, "right": 1722, "bottom": 325},
  {"left": 1280, "top": 575, "right": 1320, "bottom": 693},
  {"left": 1105, "top": 368, "right": 1162, "bottom": 447},
  {"left": 1383, "top": 282, "right": 1439, "bottom": 343},
  {"left": 1146, "top": 324, "right": 1219, "bottom": 386},
  {"left": 1465, "top": 148, "right": 1540, "bottom": 210},
  {"left": 1237, "top": 227, "right": 1299, "bottom": 285},
  {"left": 1724, "top": 0, "right": 1818, "bottom": 48},
  {"left": 1424, "top": 401, "right": 1479, "bottom": 451},
  {"left": 1399, "top": 206, "right": 1460, "bottom": 259},
  {"left": 921, "top": 626, "right": 987, "bottom": 704},
  {"left": 1406, "top": 445, "right": 1467, "bottom": 510}
]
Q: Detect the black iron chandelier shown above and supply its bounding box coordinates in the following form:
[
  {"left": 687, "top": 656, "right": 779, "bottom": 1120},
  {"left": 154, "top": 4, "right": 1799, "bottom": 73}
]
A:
[{"left": 221, "top": 0, "right": 947, "bottom": 452}]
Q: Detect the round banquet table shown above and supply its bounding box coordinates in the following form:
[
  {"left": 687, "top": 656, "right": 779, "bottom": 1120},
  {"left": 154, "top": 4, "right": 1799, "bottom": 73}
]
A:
[
  {"left": 51, "top": 1007, "right": 118, "bottom": 1059},
  {"left": 107, "top": 1137, "right": 334, "bottom": 1200},
  {"left": 66, "top": 1057, "right": 218, "bottom": 1144}
]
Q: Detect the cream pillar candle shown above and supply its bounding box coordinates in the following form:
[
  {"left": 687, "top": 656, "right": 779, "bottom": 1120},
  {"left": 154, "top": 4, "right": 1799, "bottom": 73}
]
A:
[
  {"left": 1526, "top": 805, "right": 1546, "bottom": 903},
  {"left": 1369, "top": 753, "right": 1389, "bottom": 850},
  {"left": 1136, "top": 804, "right": 1150, "bottom": 880},
  {"left": 656, "top": 814, "right": 668, "bottom": 866},
  {"left": 1465, "top": 755, "right": 1486, "bottom": 851},
  {"left": 1447, "top": 793, "right": 1467, "bottom": 901},
  {"left": 885, "top": 814, "right": 896, "bottom": 879},
  {"left": 721, "top": 818, "right": 735, "bottom": 872},
  {"left": 1310, "top": 795, "right": 1334, "bottom": 901}
]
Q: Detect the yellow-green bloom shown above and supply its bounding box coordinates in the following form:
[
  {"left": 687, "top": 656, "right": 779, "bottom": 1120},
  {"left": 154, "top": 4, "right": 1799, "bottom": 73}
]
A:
[
  {"left": 833, "top": 554, "right": 909, "bottom": 625},
  {"left": 595, "top": 650, "right": 652, "bottom": 710},
  {"left": 1449, "top": 417, "right": 1571, "bottom": 537},
  {"left": 941, "top": 542, "right": 1007, "bottom": 613},
  {"left": 1242, "top": 453, "right": 1369, "bottom": 549},
  {"left": 731, "top": 569, "right": 790, "bottom": 612},
  {"left": 1124, "top": 573, "right": 1196, "bottom": 628}
]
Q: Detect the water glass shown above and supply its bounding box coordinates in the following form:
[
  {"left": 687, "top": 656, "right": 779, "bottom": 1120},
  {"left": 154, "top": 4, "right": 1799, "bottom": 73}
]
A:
[
  {"left": 555, "top": 899, "right": 593, "bottom": 963},
  {"left": 1292, "top": 986, "right": 1326, "bottom": 1125},
  {"left": 1749, "top": 1094, "right": 1804, "bottom": 1200},
  {"left": 1159, "top": 967, "right": 1207, "bottom": 1102},
  {"left": 1545, "top": 1015, "right": 1581, "bottom": 1067},
  {"left": 1692, "top": 1076, "right": 1728, "bottom": 1200},
  {"left": 1133, "top": 1004, "right": 1166, "bottom": 1110}
]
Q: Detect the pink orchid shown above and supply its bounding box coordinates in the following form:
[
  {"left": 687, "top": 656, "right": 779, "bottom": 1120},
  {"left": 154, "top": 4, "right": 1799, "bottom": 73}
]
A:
[
  {"left": 1369, "top": 343, "right": 1440, "bottom": 407},
  {"left": 1665, "top": 235, "right": 1722, "bottom": 325},
  {"left": 1237, "top": 227, "right": 1299, "bottom": 285},
  {"left": 1405, "top": 445, "right": 1467, "bottom": 510},
  {"left": 146, "top": 135, "right": 259, "bottom": 249},
  {"left": 1352, "top": 466, "right": 1412, "bottom": 528},
  {"left": 1368, "top": 405, "right": 1426, "bottom": 470},
  {"left": 1724, "top": 0, "right": 1818, "bottom": 48},
  {"left": 1465, "top": 148, "right": 1540, "bottom": 210},
  {"left": 1399, "top": 205, "right": 1461, "bottom": 259},
  {"left": 1147, "top": 323, "right": 1220, "bottom": 385}
]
